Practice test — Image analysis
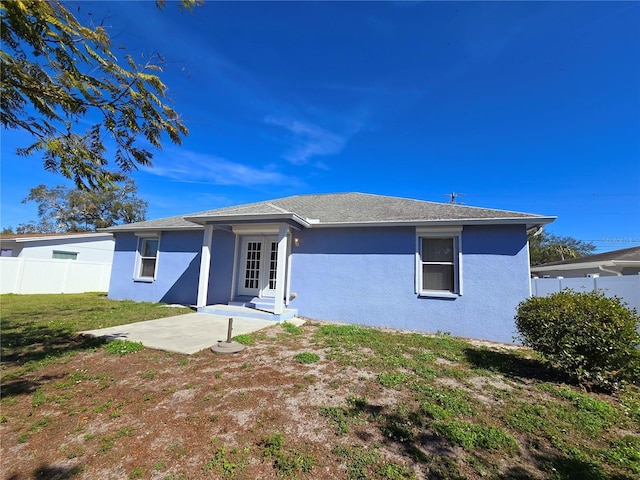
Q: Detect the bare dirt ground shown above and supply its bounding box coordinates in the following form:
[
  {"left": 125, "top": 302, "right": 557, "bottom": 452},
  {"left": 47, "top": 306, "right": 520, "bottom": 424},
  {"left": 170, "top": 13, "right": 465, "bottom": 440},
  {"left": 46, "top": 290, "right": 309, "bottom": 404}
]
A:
[
  {"left": 2, "top": 322, "right": 403, "bottom": 479},
  {"left": 1, "top": 320, "right": 636, "bottom": 480}
]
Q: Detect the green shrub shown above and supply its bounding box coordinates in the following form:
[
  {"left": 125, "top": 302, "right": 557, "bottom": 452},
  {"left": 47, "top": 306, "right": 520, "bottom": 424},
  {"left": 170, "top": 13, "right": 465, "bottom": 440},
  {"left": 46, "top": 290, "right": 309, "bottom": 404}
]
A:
[{"left": 515, "top": 289, "right": 640, "bottom": 391}]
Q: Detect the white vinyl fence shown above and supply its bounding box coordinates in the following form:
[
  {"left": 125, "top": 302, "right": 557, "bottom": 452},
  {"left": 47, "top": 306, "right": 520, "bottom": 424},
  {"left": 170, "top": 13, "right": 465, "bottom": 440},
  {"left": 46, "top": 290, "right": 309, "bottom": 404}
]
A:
[
  {"left": 0, "top": 257, "right": 111, "bottom": 294},
  {"left": 531, "top": 275, "right": 640, "bottom": 312}
]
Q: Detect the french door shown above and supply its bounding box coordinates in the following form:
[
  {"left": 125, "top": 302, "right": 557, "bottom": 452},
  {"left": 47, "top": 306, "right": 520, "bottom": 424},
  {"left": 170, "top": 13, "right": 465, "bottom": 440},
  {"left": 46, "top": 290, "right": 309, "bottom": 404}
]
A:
[{"left": 238, "top": 236, "right": 279, "bottom": 297}]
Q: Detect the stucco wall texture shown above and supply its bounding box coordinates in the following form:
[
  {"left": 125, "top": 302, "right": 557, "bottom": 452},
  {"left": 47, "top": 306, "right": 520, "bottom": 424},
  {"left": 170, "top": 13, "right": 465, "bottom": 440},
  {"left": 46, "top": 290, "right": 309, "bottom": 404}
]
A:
[
  {"left": 288, "top": 225, "right": 530, "bottom": 343},
  {"left": 108, "top": 224, "right": 531, "bottom": 343}
]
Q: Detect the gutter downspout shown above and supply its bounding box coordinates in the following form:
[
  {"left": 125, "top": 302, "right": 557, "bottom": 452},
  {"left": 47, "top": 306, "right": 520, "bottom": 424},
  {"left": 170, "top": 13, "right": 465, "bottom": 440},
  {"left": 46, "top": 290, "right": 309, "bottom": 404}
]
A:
[{"left": 599, "top": 265, "right": 622, "bottom": 277}]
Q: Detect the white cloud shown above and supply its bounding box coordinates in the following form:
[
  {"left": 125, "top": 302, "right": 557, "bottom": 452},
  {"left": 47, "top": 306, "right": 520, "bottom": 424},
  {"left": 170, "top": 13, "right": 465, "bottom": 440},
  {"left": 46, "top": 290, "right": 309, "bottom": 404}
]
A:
[
  {"left": 264, "top": 116, "right": 350, "bottom": 165},
  {"left": 143, "top": 150, "right": 299, "bottom": 187}
]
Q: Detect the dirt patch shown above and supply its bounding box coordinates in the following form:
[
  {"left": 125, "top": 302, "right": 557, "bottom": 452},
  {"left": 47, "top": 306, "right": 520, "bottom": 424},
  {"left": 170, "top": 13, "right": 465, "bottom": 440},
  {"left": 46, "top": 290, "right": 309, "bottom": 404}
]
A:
[{"left": 1, "top": 321, "right": 637, "bottom": 480}]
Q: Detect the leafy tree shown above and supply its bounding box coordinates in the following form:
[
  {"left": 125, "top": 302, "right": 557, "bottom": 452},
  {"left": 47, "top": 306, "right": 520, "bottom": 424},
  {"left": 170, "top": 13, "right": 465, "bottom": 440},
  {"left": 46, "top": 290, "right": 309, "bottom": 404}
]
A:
[
  {"left": 1, "top": 0, "right": 201, "bottom": 189},
  {"left": 17, "top": 179, "right": 147, "bottom": 233},
  {"left": 528, "top": 229, "right": 596, "bottom": 266}
]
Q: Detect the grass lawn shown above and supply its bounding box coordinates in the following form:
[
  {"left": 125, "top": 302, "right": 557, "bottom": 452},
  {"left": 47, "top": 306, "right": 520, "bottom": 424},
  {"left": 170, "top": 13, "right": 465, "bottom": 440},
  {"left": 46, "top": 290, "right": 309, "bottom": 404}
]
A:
[{"left": 1, "top": 293, "right": 639, "bottom": 479}]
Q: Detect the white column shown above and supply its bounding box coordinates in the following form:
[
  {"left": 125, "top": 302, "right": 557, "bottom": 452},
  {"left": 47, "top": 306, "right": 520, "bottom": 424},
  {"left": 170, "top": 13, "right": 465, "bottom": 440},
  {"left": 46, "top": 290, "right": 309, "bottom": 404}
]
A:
[
  {"left": 273, "top": 224, "right": 288, "bottom": 315},
  {"left": 196, "top": 225, "right": 214, "bottom": 308}
]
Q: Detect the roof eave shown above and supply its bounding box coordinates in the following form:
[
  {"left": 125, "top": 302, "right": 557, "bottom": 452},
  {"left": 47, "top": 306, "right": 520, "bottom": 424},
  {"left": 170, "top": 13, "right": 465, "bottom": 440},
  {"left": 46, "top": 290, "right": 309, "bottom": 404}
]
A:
[
  {"left": 0, "top": 232, "right": 114, "bottom": 243},
  {"left": 183, "top": 213, "right": 311, "bottom": 228},
  {"left": 100, "top": 225, "right": 203, "bottom": 233},
  {"left": 306, "top": 216, "right": 556, "bottom": 229}
]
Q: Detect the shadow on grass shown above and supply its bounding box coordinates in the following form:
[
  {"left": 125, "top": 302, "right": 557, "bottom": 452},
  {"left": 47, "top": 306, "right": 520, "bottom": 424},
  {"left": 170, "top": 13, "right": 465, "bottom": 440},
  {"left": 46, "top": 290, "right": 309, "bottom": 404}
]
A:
[
  {"left": 5, "top": 463, "right": 84, "bottom": 480},
  {"left": 501, "top": 451, "right": 634, "bottom": 480},
  {"left": 348, "top": 396, "right": 635, "bottom": 480},
  {"left": 463, "top": 347, "right": 572, "bottom": 385},
  {"left": 347, "top": 396, "right": 456, "bottom": 467},
  {"left": 1, "top": 317, "right": 107, "bottom": 375},
  {"left": 1, "top": 374, "right": 67, "bottom": 397}
]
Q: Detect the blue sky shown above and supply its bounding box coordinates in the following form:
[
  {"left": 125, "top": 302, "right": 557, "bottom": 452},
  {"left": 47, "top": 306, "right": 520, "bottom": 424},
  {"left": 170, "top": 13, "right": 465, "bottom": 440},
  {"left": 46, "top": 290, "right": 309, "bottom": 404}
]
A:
[{"left": 2, "top": 1, "right": 639, "bottom": 252}]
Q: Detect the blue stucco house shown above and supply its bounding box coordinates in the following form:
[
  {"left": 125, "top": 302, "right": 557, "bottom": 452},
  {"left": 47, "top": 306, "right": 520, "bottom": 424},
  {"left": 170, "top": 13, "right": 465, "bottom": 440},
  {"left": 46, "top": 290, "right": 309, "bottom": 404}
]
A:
[{"left": 105, "top": 193, "right": 554, "bottom": 343}]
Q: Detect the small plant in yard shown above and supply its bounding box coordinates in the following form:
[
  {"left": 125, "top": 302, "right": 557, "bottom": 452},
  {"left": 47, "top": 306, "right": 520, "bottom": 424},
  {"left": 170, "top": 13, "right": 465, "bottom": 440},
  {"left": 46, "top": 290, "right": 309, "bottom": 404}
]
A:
[
  {"left": 432, "top": 420, "right": 519, "bottom": 454},
  {"left": 515, "top": 289, "right": 640, "bottom": 391},
  {"left": 128, "top": 466, "right": 144, "bottom": 479},
  {"left": 378, "top": 371, "right": 408, "bottom": 388},
  {"left": 103, "top": 339, "right": 144, "bottom": 355},
  {"left": 261, "top": 432, "right": 315, "bottom": 477},
  {"left": 231, "top": 334, "right": 255, "bottom": 345},
  {"left": 203, "top": 445, "right": 247, "bottom": 476},
  {"left": 293, "top": 352, "right": 319, "bottom": 364},
  {"left": 280, "top": 321, "right": 303, "bottom": 335}
]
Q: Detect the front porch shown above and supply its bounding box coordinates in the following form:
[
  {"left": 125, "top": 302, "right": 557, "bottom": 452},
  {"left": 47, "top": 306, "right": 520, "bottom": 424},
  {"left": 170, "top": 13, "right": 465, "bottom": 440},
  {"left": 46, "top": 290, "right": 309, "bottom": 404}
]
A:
[{"left": 194, "top": 220, "right": 303, "bottom": 318}]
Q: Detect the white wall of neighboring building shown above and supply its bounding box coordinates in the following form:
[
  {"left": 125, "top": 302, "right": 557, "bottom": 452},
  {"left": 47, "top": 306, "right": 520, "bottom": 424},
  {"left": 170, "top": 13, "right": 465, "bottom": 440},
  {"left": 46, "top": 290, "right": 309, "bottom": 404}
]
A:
[
  {"left": 0, "top": 233, "right": 115, "bottom": 294},
  {"left": 2, "top": 234, "right": 114, "bottom": 263}
]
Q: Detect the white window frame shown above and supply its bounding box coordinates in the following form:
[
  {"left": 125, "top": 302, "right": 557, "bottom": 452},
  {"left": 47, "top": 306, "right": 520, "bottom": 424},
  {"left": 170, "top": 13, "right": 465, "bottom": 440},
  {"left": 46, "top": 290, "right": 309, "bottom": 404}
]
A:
[
  {"left": 134, "top": 234, "right": 160, "bottom": 282},
  {"left": 415, "top": 227, "right": 463, "bottom": 298}
]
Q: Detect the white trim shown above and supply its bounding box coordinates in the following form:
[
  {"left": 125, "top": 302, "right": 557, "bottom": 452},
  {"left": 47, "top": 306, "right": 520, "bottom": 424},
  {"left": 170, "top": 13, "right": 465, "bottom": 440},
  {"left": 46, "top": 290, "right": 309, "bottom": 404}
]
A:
[
  {"left": 416, "top": 226, "right": 463, "bottom": 235},
  {"left": 285, "top": 232, "right": 293, "bottom": 306},
  {"left": 3, "top": 233, "right": 113, "bottom": 243},
  {"left": 133, "top": 234, "right": 160, "bottom": 282},
  {"left": 232, "top": 224, "right": 283, "bottom": 235},
  {"left": 300, "top": 217, "right": 555, "bottom": 229},
  {"left": 196, "top": 225, "right": 214, "bottom": 308},
  {"left": 230, "top": 234, "right": 240, "bottom": 301},
  {"left": 185, "top": 213, "right": 310, "bottom": 228},
  {"left": 416, "top": 228, "right": 463, "bottom": 297},
  {"left": 273, "top": 225, "right": 289, "bottom": 315},
  {"left": 531, "top": 260, "right": 640, "bottom": 273}
]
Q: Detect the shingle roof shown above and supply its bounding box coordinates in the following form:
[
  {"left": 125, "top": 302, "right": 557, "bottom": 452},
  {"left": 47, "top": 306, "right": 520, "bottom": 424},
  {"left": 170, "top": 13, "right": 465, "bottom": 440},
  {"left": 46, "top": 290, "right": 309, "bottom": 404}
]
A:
[{"left": 105, "top": 192, "right": 554, "bottom": 232}]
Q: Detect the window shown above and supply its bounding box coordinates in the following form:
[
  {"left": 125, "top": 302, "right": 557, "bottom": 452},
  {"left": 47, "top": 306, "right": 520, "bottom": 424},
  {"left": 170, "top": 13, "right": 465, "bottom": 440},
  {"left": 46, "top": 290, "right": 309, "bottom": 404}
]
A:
[
  {"left": 52, "top": 250, "right": 78, "bottom": 260},
  {"left": 136, "top": 236, "right": 159, "bottom": 280},
  {"left": 417, "top": 228, "right": 462, "bottom": 297},
  {"left": 1, "top": 248, "right": 13, "bottom": 257}
]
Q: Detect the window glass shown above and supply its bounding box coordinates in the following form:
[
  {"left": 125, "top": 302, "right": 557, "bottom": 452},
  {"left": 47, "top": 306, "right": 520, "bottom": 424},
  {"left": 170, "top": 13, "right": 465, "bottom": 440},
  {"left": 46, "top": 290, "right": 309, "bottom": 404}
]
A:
[
  {"left": 422, "top": 264, "right": 454, "bottom": 291},
  {"left": 138, "top": 238, "right": 159, "bottom": 279},
  {"left": 140, "top": 258, "right": 157, "bottom": 278},
  {"left": 1, "top": 249, "right": 13, "bottom": 257},
  {"left": 52, "top": 251, "right": 78, "bottom": 260},
  {"left": 142, "top": 239, "right": 158, "bottom": 257},
  {"left": 422, "top": 238, "right": 453, "bottom": 262}
]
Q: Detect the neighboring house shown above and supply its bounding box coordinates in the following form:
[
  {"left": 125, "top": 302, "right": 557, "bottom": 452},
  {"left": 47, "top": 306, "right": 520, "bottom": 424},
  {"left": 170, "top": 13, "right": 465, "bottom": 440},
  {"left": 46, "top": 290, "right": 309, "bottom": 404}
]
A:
[
  {"left": 530, "top": 247, "right": 640, "bottom": 313},
  {"left": 531, "top": 246, "right": 640, "bottom": 278},
  {"left": 105, "top": 193, "right": 554, "bottom": 343},
  {"left": 0, "top": 232, "right": 115, "bottom": 294}
]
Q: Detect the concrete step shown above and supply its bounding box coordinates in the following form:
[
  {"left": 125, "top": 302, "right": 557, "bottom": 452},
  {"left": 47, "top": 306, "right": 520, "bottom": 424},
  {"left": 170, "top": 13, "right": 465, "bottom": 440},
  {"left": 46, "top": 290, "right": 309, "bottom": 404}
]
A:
[
  {"left": 228, "top": 296, "right": 276, "bottom": 312},
  {"left": 198, "top": 304, "right": 298, "bottom": 322}
]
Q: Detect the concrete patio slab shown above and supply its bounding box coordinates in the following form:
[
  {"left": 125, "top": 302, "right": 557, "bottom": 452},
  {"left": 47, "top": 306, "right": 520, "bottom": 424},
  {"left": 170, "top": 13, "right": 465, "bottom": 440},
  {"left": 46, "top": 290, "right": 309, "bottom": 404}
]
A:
[{"left": 81, "top": 312, "right": 305, "bottom": 355}]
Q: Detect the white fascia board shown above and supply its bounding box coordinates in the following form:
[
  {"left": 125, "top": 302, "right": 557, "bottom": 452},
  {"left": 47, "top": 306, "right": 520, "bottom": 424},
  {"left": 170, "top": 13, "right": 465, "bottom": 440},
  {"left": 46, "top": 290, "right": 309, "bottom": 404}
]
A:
[
  {"left": 12, "top": 233, "right": 114, "bottom": 243},
  {"left": 531, "top": 261, "right": 616, "bottom": 272},
  {"left": 102, "top": 225, "right": 203, "bottom": 233},
  {"left": 232, "top": 223, "right": 287, "bottom": 235},
  {"left": 184, "top": 213, "right": 310, "bottom": 228},
  {"left": 305, "top": 217, "right": 556, "bottom": 229}
]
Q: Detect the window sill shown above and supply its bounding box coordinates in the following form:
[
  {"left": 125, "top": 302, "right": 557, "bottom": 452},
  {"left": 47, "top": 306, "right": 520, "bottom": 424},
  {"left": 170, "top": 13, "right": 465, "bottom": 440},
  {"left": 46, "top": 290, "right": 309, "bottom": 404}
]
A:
[
  {"left": 418, "top": 291, "right": 459, "bottom": 299},
  {"left": 133, "top": 277, "right": 155, "bottom": 283}
]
